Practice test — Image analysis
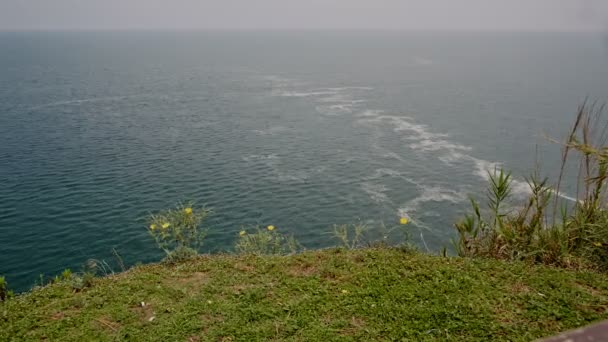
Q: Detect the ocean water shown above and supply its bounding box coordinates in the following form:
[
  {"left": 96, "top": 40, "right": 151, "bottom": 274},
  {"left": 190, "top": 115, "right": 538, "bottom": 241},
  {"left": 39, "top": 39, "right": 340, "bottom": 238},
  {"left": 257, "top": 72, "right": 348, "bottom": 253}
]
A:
[{"left": 1, "top": 31, "right": 608, "bottom": 290}]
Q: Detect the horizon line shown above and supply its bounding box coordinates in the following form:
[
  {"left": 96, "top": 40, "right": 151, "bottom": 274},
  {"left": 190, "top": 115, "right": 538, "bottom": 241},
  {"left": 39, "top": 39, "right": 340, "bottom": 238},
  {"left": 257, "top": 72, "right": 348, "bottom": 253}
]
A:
[{"left": 0, "top": 28, "right": 605, "bottom": 34}]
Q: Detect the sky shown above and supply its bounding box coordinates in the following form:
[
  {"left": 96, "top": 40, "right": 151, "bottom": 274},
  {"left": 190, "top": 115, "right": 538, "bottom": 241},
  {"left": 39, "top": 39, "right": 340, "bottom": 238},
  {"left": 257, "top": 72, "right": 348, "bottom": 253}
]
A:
[{"left": 1, "top": 0, "right": 608, "bottom": 32}]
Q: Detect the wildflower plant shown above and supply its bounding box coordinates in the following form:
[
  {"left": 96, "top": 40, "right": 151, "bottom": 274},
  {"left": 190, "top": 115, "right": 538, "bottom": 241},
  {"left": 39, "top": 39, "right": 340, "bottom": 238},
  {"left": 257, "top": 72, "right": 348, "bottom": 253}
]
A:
[
  {"left": 147, "top": 202, "right": 210, "bottom": 262},
  {"left": 235, "top": 225, "right": 299, "bottom": 255}
]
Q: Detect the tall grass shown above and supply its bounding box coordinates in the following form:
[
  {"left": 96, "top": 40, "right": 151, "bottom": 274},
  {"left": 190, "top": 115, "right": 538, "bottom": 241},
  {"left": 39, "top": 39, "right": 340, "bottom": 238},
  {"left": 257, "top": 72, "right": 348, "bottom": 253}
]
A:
[
  {"left": 454, "top": 103, "right": 608, "bottom": 270},
  {"left": 235, "top": 225, "right": 300, "bottom": 255}
]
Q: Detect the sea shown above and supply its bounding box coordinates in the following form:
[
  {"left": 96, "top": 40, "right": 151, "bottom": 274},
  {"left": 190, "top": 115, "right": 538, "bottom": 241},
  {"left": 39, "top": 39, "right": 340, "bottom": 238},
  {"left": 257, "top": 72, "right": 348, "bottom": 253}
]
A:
[{"left": 1, "top": 31, "right": 608, "bottom": 291}]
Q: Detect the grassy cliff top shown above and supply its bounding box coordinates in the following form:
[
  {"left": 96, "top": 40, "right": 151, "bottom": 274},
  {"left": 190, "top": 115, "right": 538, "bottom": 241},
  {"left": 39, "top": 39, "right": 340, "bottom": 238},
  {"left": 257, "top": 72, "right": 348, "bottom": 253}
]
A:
[{"left": 2, "top": 248, "right": 608, "bottom": 341}]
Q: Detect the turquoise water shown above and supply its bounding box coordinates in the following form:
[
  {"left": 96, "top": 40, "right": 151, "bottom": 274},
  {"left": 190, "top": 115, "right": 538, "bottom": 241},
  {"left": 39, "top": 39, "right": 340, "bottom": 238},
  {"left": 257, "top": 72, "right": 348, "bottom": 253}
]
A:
[{"left": 1, "top": 32, "right": 608, "bottom": 290}]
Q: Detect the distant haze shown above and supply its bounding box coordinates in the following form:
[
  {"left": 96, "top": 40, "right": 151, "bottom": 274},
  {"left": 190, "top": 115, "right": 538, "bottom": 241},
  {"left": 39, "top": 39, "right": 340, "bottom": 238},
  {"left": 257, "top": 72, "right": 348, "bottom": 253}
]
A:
[{"left": 1, "top": 0, "right": 608, "bottom": 31}]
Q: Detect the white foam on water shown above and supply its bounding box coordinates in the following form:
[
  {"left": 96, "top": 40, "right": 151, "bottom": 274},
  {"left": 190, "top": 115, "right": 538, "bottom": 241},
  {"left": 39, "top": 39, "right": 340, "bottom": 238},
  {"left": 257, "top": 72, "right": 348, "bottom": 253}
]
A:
[
  {"left": 322, "top": 87, "right": 373, "bottom": 91},
  {"left": 438, "top": 152, "right": 466, "bottom": 165},
  {"left": 316, "top": 93, "right": 353, "bottom": 103},
  {"left": 277, "top": 170, "right": 310, "bottom": 183},
  {"left": 361, "top": 182, "right": 391, "bottom": 203},
  {"left": 271, "top": 79, "right": 580, "bottom": 209},
  {"left": 356, "top": 112, "right": 471, "bottom": 158},
  {"left": 470, "top": 157, "right": 501, "bottom": 180},
  {"left": 243, "top": 153, "right": 314, "bottom": 183},
  {"left": 242, "top": 154, "right": 281, "bottom": 170},
  {"left": 28, "top": 95, "right": 130, "bottom": 110},
  {"left": 409, "top": 139, "right": 472, "bottom": 153},
  {"left": 399, "top": 185, "right": 468, "bottom": 215},
  {"left": 380, "top": 151, "right": 405, "bottom": 162},
  {"left": 357, "top": 109, "right": 384, "bottom": 117},
  {"left": 469, "top": 156, "right": 580, "bottom": 203},
  {"left": 368, "top": 168, "right": 403, "bottom": 178},
  {"left": 252, "top": 126, "right": 292, "bottom": 136},
  {"left": 278, "top": 90, "right": 341, "bottom": 98},
  {"left": 278, "top": 86, "right": 370, "bottom": 116},
  {"left": 315, "top": 104, "right": 355, "bottom": 116},
  {"left": 242, "top": 154, "right": 280, "bottom": 162}
]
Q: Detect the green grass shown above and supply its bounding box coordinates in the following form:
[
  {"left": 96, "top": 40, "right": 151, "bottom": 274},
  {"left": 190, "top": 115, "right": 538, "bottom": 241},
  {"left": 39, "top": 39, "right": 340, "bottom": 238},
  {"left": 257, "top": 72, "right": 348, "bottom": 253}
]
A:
[{"left": 2, "top": 248, "right": 608, "bottom": 341}]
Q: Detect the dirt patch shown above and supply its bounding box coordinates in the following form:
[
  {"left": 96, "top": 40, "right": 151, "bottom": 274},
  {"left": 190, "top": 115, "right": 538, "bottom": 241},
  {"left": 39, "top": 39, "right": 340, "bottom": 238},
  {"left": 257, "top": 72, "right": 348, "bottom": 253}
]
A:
[
  {"left": 130, "top": 303, "right": 155, "bottom": 323},
  {"left": 320, "top": 314, "right": 333, "bottom": 326},
  {"left": 351, "top": 254, "right": 366, "bottom": 264},
  {"left": 202, "top": 313, "right": 225, "bottom": 323},
  {"left": 493, "top": 305, "right": 520, "bottom": 325},
  {"left": 350, "top": 316, "right": 365, "bottom": 328},
  {"left": 175, "top": 272, "right": 209, "bottom": 287},
  {"left": 234, "top": 263, "right": 255, "bottom": 273},
  {"left": 230, "top": 284, "right": 259, "bottom": 295},
  {"left": 575, "top": 282, "right": 605, "bottom": 298},
  {"left": 198, "top": 313, "right": 225, "bottom": 335},
  {"left": 320, "top": 269, "right": 339, "bottom": 282},
  {"left": 340, "top": 316, "right": 366, "bottom": 336},
  {"left": 50, "top": 312, "right": 65, "bottom": 321},
  {"left": 93, "top": 316, "right": 121, "bottom": 332},
  {"left": 287, "top": 263, "right": 318, "bottom": 277},
  {"left": 162, "top": 272, "right": 209, "bottom": 294},
  {"left": 510, "top": 282, "right": 532, "bottom": 295}
]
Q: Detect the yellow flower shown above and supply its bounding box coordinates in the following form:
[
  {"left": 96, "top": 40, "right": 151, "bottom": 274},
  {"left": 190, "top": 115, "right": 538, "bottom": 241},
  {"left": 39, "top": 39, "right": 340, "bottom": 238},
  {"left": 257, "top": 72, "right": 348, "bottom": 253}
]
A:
[
  {"left": 162, "top": 222, "right": 170, "bottom": 229},
  {"left": 267, "top": 225, "right": 275, "bottom": 231},
  {"left": 341, "top": 289, "right": 349, "bottom": 294},
  {"left": 239, "top": 230, "right": 246, "bottom": 236},
  {"left": 149, "top": 224, "right": 157, "bottom": 230},
  {"left": 400, "top": 217, "right": 409, "bottom": 225},
  {"left": 184, "top": 207, "right": 193, "bottom": 215},
  {"left": 594, "top": 242, "right": 603, "bottom": 247}
]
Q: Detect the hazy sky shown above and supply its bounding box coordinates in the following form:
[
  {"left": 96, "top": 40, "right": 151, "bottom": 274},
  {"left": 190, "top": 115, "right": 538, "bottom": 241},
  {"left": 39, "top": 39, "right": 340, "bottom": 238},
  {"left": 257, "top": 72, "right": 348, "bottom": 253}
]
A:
[{"left": 1, "top": 0, "right": 608, "bottom": 31}]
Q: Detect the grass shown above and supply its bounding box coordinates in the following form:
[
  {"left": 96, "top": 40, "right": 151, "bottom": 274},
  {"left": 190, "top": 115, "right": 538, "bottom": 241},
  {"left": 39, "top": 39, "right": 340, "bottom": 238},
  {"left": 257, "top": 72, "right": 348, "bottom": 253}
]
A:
[{"left": 2, "top": 248, "right": 608, "bottom": 341}]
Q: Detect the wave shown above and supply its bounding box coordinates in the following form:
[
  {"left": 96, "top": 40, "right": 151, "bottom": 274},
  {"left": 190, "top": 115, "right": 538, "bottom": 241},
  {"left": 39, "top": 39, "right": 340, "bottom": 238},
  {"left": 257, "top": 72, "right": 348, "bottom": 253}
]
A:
[
  {"left": 274, "top": 85, "right": 370, "bottom": 116},
  {"left": 252, "top": 126, "right": 292, "bottom": 136},
  {"left": 357, "top": 109, "right": 384, "bottom": 117},
  {"left": 28, "top": 96, "right": 130, "bottom": 110},
  {"left": 242, "top": 154, "right": 280, "bottom": 165},
  {"left": 268, "top": 78, "right": 579, "bottom": 209},
  {"left": 399, "top": 185, "right": 468, "bottom": 215},
  {"left": 361, "top": 182, "right": 391, "bottom": 203},
  {"left": 357, "top": 110, "right": 580, "bottom": 209},
  {"left": 322, "top": 87, "right": 373, "bottom": 91},
  {"left": 356, "top": 112, "right": 471, "bottom": 157},
  {"left": 367, "top": 168, "right": 404, "bottom": 179},
  {"left": 277, "top": 90, "right": 341, "bottom": 98}
]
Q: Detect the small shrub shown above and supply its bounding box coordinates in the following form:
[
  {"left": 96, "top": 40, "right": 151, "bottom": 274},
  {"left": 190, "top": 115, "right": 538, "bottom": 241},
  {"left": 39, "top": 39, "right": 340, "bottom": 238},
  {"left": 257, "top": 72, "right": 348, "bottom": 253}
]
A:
[
  {"left": 147, "top": 202, "right": 210, "bottom": 261},
  {"left": 69, "top": 272, "right": 96, "bottom": 292},
  {"left": 235, "top": 225, "right": 300, "bottom": 255},
  {"left": 162, "top": 246, "right": 198, "bottom": 264},
  {"left": 0, "top": 276, "right": 13, "bottom": 302},
  {"left": 61, "top": 259, "right": 113, "bottom": 292},
  {"left": 61, "top": 268, "right": 72, "bottom": 280}
]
